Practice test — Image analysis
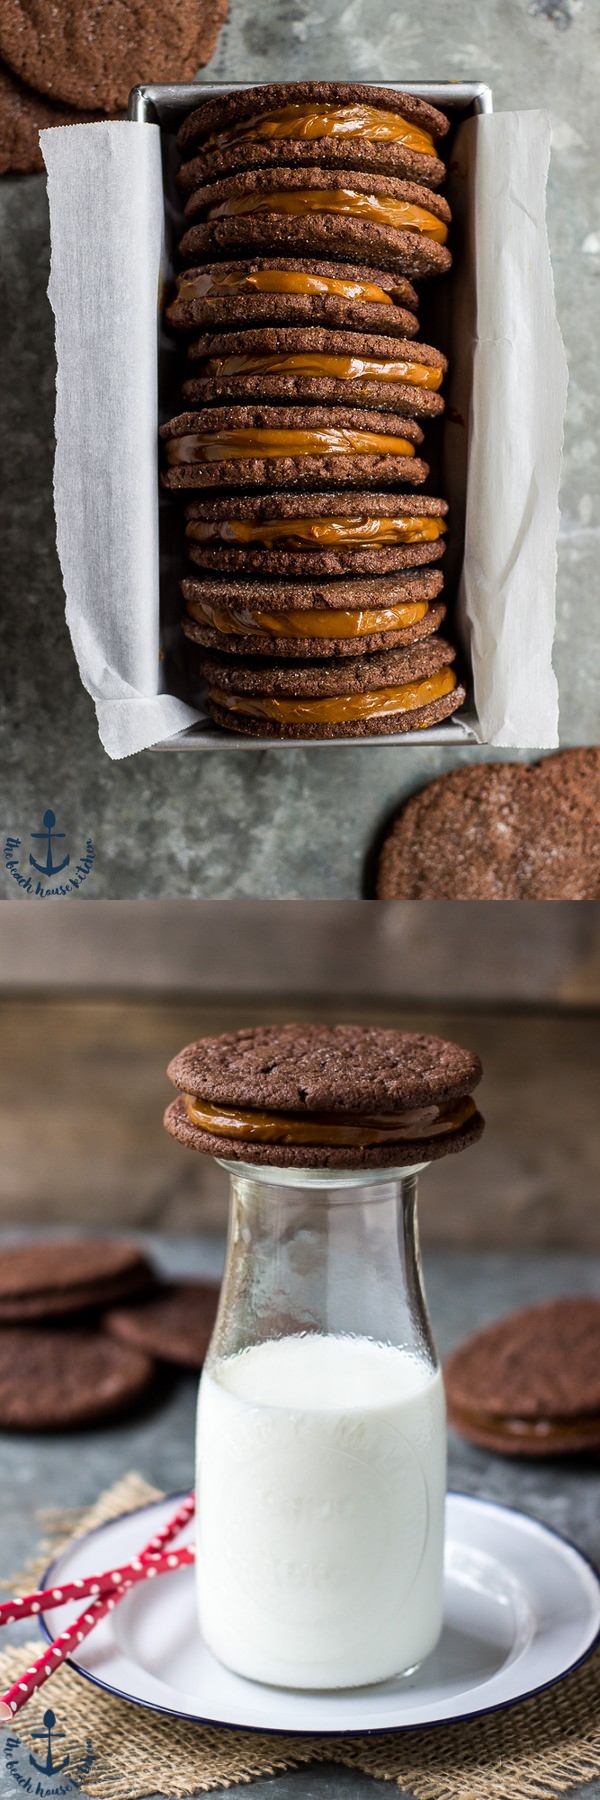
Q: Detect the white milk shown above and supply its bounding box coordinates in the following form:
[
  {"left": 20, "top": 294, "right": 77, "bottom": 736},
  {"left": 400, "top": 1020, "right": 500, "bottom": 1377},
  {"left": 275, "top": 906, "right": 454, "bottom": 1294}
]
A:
[{"left": 196, "top": 1333, "right": 446, "bottom": 1689}]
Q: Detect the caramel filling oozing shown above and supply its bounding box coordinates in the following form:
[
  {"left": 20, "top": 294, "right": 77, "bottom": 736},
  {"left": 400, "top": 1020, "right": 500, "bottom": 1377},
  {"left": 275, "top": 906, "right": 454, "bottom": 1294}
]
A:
[
  {"left": 207, "top": 667, "right": 457, "bottom": 726},
  {"left": 187, "top": 596, "right": 430, "bottom": 639},
  {"left": 205, "top": 352, "right": 443, "bottom": 390},
  {"left": 184, "top": 1091, "right": 475, "bottom": 1146},
  {"left": 206, "top": 188, "right": 449, "bottom": 245},
  {"left": 167, "top": 269, "right": 399, "bottom": 312},
  {"left": 186, "top": 514, "right": 447, "bottom": 548},
  {"left": 165, "top": 426, "right": 417, "bottom": 464},
  {"left": 207, "top": 103, "right": 436, "bottom": 156}
]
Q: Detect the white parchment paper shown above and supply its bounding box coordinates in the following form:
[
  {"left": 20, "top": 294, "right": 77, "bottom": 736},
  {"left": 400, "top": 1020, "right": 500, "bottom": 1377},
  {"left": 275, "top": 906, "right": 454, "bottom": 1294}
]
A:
[
  {"left": 41, "top": 110, "right": 566, "bottom": 757},
  {"left": 448, "top": 111, "right": 566, "bottom": 747},
  {"left": 41, "top": 121, "right": 201, "bottom": 758}
]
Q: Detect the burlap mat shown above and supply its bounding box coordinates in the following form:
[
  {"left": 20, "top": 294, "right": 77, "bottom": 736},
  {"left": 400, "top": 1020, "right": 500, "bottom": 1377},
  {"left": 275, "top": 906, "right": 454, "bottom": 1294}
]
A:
[{"left": 1, "top": 1472, "right": 599, "bottom": 1800}]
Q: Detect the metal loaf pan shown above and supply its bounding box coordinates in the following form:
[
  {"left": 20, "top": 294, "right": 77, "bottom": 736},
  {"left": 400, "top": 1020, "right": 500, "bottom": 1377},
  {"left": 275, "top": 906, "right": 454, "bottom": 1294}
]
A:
[{"left": 129, "top": 81, "right": 493, "bottom": 751}]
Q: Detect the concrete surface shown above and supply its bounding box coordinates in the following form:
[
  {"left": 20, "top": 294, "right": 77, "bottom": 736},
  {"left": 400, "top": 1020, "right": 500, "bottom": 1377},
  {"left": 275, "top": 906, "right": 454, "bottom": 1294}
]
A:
[
  {"left": 1, "top": 1235, "right": 599, "bottom": 1800},
  {"left": 1, "top": 0, "right": 599, "bottom": 898}
]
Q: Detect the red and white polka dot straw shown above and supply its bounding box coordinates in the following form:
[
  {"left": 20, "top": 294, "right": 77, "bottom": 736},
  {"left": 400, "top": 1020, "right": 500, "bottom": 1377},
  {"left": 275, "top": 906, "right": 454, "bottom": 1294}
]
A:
[{"left": 0, "top": 1490, "right": 195, "bottom": 1724}]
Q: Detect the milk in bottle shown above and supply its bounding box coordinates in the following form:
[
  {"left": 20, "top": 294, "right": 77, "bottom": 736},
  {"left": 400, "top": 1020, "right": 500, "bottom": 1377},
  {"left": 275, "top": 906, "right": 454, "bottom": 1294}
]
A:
[{"left": 196, "top": 1330, "right": 446, "bottom": 1689}]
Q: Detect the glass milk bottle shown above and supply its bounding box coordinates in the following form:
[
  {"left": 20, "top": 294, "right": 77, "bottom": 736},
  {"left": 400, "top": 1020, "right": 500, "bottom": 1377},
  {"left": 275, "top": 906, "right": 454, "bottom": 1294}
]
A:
[{"left": 196, "top": 1160, "right": 446, "bottom": 1691}]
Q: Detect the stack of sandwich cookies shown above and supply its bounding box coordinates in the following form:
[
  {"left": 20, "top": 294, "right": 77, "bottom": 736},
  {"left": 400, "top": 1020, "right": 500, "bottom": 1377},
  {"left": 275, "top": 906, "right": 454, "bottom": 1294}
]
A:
[
  {"left": 162, "top": 81, "right": 459, "bottom": 737},
  {"left": 164, "top": 1023, "right": 484, "bottom": 1170}
]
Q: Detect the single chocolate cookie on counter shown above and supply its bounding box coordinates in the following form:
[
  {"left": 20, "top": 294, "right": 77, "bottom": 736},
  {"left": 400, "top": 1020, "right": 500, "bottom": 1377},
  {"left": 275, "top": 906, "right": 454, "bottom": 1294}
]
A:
[
  {"left": 185, "top": 490, "right": 448, "bottom": 577},
  {"left": 105, "top": 1280, "right": 220, "bottom": 1372},
  {"left": 179, "top": 168, "right": 452, "bottom": 279},
  {"left": 181, "top": 566, "right": 446, "bottom": 660},
  {"left": 0, "top": 60, "right": 98, "bottom": 173},
  {"left": 0, "top": 1324, "right": 156, "bottom": 1430},
  {"left": 0, "top": 1238, "right": 156, "bottom": 1323},
  {"left": 0, "top": 0, "right": 228, "bottom": 113},
  {"left": 164, "top": 1021, "right": 484, "bottom": 1170},
  {"left": 182, "top": 327, "right": 446, "bottom": 419},
  {"left": 161, "top": 403, "right": 428, "bottom": 491},
  {"left": 166, "top": 259, "right": 420, "bottom": 339},
  {"left": 376, "top": 750, "right": 600, "bottom": 900},
  {"left": 445, "top": 1299, "right": 600, "bottom": 1458},
  {"left": 176, "top": 82, "right": 449, "bottom": 190},
  {"left": 197, "top": 636, "right": 465, "bottom": 739}
]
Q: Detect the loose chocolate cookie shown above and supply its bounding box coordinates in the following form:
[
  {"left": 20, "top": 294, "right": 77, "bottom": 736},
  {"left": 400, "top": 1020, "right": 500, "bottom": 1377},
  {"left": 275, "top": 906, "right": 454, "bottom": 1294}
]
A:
[
  {"left": 177, "top": 83, "right": 449, "bottom": 184},
  {"left": 161, "top": 403, "right": 428, "bottom": 491},
  {"left": 182, "top": 327, "right": 446, "bottom": 419},
  {"left": 0, "top": 1239, "right": 157, "bottom": 1323},
  {"left": 0, "top": 1324, "right": 155, "bottom": 1430},
  {"left": 0, "top": 0, "right": 229, "bottom": 113},
  {"left": 105, "top": 1281, "right": 219, "bottom": 1371},
  {"left": 198, "top": 637, "right": 465, "bottom": 739},
  {"left": 376, "top": 750, "right": 600, "bottom": 900},
  {"left": 167, "top": 258, "right": 419, "bottom": 339},
  {"left": 164, "top": 1021, "right": 483, "bottom": 1170},
  {"left": 185, "top": 490, "right": 448, "bottom": 578},
  {"left": 445, "top": 1299, "right": 600, "bottom": 1457},
  {"left": 0, "top": 60, "right": 98, "bottom": 173},
  {"left": 182, "top": 567, "right": 446, "bottom": 659},
  {"left": 179, "top": 169, "right": 452, "bottom": 279}
]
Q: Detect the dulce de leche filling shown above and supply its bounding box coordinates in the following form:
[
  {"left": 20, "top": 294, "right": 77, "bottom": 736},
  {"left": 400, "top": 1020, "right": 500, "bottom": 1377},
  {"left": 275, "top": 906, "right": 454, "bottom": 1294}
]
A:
[
  {"left": 186, "top": 514, "right": 447, "bottom": 548},
  {"left": 169, "top": 269, "right": 398, "bottom": 309},
  {"left": 187, "top": 596, "right": 430, "bottom": 639},
  {"left": 205, "top": 352, "right": 443, "bottom": 390},
  {"left": 207, "top": 667, "right": 457, "bottom": 726},
  {"left": 184, "top": 1091, "right": 475, "bottom": 1146},
  {"left": 450, "top": 1406, "right": 600, "bottom": 1444},
  {"left": 165, "top": 426, "right": 417, "bottom": 464},
  {"left": 206, "top": 188, "right": 449, "bottom": 245},
  {"left": 207, "top": 103, "right": 436, "bottom": 157}
]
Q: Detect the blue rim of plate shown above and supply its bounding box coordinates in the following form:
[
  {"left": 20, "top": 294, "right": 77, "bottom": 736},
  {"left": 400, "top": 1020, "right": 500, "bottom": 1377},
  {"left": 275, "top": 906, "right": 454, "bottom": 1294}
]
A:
[{"left": 38, "top": 1488, "right": 600, "bottom": 1740}]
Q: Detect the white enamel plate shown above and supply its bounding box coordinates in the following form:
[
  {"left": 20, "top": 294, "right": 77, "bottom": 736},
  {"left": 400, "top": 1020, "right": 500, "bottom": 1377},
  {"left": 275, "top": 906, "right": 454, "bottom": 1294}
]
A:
[{"left": 40, "top": 1492, "right": 600, "bottom": 1735}]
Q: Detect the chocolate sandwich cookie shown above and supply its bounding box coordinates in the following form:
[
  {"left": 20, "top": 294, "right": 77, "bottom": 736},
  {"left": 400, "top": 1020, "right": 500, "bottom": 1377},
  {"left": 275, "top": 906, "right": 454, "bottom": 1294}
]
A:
[
  {"left": 445, "top": 1299, "right": 600, "bottom": 1458},
  {"left": 197, "top": 637, "right": 465, "bottom": 739},
  {"left": 0, "top": 0, "right": 228, "bottom": 113},
  {"left": 0, "top": 1238, "right": 156, "bottom": 1323},
  {"left": 179, "top": 169, "right": 452, "bottom": 280},
  {"left": 183, "top": 327, "right": 446, "bottom": 420},
  {"left": 167, "top": 258, "right": 419, "bottom": 339},
  {"left": 0, "top": 1324, "right": 156, "bottom": 1431},
  {"left": 105, "top": 1281, "right": 220, "bottom": 1372},
  {"left": 182, "top": 567, "right": 446, "bottom": 660},
  {"left": 376, "top": 749, "right": 600, "bottom": 900},
  {"left": 186, "top": 491, "right": 448, "bottom": 577},
  {"left": 161, "top": 404, "right": 428, "bottom": 491},
  {"left": 177, "top": 82, "right": 448, "bottom": 191},
  {"left": 164, "top": 1022, "right": 483, "bottom": 1170}
]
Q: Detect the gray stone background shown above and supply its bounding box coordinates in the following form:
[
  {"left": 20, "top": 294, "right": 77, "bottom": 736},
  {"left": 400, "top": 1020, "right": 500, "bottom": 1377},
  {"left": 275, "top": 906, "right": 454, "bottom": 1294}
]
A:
[{"left": 1, "top": 0, "right": 599, "bottom": 898}]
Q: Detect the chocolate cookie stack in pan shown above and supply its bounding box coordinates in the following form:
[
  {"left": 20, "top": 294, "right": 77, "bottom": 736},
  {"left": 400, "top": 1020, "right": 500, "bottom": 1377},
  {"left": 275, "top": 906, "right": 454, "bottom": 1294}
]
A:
[{"left": 161, "top": 82, "right": 465, "bottom": 739}]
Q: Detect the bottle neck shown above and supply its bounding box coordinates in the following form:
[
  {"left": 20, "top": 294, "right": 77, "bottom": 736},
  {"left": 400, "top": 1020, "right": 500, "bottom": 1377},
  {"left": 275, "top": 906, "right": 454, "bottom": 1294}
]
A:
[{"left": 207, "top": 1168, "right": 438, "bottom": 1374}]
